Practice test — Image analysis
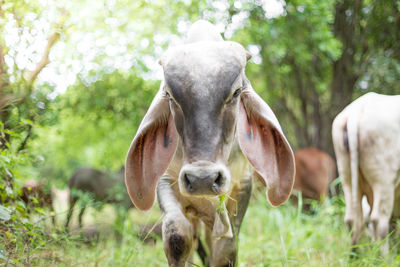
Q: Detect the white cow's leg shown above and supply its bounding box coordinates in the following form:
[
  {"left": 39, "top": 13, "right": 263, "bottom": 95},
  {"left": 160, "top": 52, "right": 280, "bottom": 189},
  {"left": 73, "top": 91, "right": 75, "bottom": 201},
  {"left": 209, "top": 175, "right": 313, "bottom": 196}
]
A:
[
  {"left": 338, "top": 158, "right": 354, "bottom": 231},
  {"left": 338, "top": 155, "right": 364, "bottom": 247},
  {"left": 351, "top": 184, "right": 364, "bottom": 247},
  {"left": 342, "top": 177, "right": 353, "bottom": 230},
  {"left": 370, "top": 185, "right": 394, "bottom": 255}
]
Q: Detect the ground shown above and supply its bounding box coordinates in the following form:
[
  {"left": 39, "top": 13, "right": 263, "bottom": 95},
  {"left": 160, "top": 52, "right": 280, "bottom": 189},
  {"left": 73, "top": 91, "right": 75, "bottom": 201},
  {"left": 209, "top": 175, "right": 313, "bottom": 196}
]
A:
[{"left": 24, "top": 188, "right": 400, "bottom": 266}]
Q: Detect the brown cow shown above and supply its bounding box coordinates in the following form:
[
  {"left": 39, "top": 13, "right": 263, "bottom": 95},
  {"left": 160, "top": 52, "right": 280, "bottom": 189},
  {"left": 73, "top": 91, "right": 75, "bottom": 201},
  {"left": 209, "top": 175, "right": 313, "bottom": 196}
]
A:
[
  {"left": 292, "top": 148, "right": 336, "bottom": 204},
  {"left": 21, "top": 180, "right": 55, "bottom": 225}
]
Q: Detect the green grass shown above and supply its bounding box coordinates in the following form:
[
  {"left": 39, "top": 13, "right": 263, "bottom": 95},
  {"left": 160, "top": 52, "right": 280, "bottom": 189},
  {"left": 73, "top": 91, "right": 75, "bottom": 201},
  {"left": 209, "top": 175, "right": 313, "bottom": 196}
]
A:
[
  {"left": 238, "top": 193, "right": 400, "bottom": 266},
  {"left": 17, "top": 191, "right": 400, "bottom": 266}
]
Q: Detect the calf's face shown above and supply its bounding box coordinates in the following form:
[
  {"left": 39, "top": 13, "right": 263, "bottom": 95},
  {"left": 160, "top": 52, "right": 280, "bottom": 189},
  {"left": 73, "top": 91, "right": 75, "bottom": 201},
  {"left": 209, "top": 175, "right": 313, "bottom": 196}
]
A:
[
  {"left": 163, "top": 43, "right": 246, "bottom": 196},
  {"left": 125, "top": 41, "right": 295, "bottom": 210}
]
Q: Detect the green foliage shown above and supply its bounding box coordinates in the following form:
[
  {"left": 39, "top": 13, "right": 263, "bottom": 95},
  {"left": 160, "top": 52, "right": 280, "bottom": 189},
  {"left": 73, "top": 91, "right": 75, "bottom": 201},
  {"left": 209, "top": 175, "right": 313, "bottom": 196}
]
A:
[
  {"left": 1, "top": 0, "right": 400, "bottom": 265},
  {"left": 0, "top": 123, "right": 53, "bottom": 265},
  {"left": 225, "top": 0, "right": 340, "bottom": 149},
  {"left": 221, "top": 0, "right": 400, "bottom": 150},
  {"left": 30, "top": 70, "right": 159, "bottom": 182},
  {"left": 357, "top": 51, "right": 400, "bottom": 95}
]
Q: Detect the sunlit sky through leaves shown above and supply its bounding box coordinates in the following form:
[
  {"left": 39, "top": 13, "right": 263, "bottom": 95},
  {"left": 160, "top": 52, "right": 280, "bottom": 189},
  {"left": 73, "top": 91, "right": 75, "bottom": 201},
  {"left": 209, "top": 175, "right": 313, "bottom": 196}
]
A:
[{"left": 4, "top": 0, "right": 285, "bottom": 98}]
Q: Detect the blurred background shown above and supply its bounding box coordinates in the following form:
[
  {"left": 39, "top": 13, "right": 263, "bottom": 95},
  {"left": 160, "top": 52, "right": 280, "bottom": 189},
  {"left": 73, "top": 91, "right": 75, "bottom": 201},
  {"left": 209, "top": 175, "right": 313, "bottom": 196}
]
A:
[{"left": 0, "top": 0, "right": 399, "bottom": 266}]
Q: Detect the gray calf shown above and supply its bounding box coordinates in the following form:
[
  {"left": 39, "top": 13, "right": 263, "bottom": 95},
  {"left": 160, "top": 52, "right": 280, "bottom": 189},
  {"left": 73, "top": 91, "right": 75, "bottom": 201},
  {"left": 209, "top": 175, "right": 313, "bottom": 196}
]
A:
[
  {"left": 65, "top": 167, "right": 133, "bottom": 228},
  {"left": 125, "top": 20, "right": 295, "bottom": 266}
]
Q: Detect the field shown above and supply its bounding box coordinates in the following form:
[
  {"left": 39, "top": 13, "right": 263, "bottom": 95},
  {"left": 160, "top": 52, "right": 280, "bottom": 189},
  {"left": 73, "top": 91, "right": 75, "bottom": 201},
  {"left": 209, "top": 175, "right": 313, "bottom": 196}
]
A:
[
  {"left": 1, "top": 1, "right": 400, "bottom": 266},
  {"left": 24, "top": 188, "right": 400, "bottom": 267}
]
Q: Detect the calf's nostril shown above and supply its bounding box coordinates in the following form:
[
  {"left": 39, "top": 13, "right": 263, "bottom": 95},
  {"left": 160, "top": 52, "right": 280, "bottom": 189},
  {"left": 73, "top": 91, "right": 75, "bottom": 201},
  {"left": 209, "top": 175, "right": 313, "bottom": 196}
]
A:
[
  {"left": 212, "top": 172, "right": 223, "bottom": 193},
  {"left": 214, "top": 172, "right": 223, "bottom": 186}
]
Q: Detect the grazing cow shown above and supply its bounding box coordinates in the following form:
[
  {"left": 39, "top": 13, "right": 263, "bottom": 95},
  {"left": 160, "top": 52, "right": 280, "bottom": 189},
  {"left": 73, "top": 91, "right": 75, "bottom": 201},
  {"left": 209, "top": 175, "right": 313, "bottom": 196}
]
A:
[
  {"left": 292, "top": 147, "right": 336, "bottom": 204},
  {"left": 65, "top": 167, "right": 133, "bottom": 229},
  {"left": 21, "top": 180, "right": 55, "bottom": 225},
  {"left": 332, "top": 92, "right": 400, "bottom": 254},
  {"left": 125, "top": 20, "right": 295, "bottom": 266}
]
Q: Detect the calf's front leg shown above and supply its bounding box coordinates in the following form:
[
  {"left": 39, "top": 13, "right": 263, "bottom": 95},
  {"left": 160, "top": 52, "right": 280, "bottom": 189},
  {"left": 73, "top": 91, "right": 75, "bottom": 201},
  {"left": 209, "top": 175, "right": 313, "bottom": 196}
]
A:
[
  {"left": 158, "top": 176, "right": 193, "bottom": 267},
  {"left": 210, "top": 176, "right": 252, "bottom": 267}
]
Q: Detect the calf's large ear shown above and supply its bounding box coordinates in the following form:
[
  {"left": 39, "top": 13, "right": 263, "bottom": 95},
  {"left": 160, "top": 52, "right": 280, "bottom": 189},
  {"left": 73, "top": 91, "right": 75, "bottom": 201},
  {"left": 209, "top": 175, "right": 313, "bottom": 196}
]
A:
[
  {"left": 125, "top": 89, "right": 178, "bottom": 210},
  {"left": 237, "top": 87, "right": 295, "bottom": 206}
]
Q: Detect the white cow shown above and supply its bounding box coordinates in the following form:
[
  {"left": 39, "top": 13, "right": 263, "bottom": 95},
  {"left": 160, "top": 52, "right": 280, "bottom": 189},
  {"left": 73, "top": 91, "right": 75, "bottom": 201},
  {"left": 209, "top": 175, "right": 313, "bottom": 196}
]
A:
[{"left": 332, "top": 92, "right": 400, "bottom": 254}]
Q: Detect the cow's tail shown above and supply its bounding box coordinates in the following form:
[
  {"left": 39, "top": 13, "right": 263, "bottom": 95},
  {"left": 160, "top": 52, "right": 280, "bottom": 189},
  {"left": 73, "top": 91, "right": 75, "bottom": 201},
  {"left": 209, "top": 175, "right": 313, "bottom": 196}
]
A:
[{"left": 346, "top": 111, "right": 360, "bottom": 218}]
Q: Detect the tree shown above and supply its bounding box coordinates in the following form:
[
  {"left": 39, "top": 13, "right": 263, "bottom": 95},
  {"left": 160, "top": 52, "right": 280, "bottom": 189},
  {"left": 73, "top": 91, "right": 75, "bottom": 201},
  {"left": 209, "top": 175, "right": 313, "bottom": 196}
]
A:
[
  {"left": 216, "top": 0, "right": 400, "bottom": 154},
  {"left": 0, "top": 1, "right": 65, "bottom": 151},
  {"left": 31, "top": 70, "right": 159, "bottom": 181},
  {"left": 329, "top": 0, "right": 400, "bottom": 147}
]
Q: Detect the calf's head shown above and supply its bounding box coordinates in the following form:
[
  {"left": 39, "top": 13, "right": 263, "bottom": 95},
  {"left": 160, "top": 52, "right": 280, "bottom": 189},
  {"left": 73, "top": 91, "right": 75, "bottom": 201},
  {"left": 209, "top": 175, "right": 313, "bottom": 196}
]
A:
[{"left": 125, "top": 37, "right": 295, "bottom": 210}]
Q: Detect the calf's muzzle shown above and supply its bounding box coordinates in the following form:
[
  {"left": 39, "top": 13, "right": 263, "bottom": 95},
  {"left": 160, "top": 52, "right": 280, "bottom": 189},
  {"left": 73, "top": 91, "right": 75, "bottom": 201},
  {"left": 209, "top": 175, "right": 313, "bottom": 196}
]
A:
[{"left": 179, "top": 161, "right": 230, "bottom": 196}]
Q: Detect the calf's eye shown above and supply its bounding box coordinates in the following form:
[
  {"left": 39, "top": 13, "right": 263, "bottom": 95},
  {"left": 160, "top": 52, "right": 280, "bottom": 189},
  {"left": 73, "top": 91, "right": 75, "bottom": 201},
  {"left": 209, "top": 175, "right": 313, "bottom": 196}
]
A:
[
  {"left": 233, "top": 87, "right": 242, "bottom": 98},
  {"left": 226, "top": 87, "right": 243, "bottom": 105}
]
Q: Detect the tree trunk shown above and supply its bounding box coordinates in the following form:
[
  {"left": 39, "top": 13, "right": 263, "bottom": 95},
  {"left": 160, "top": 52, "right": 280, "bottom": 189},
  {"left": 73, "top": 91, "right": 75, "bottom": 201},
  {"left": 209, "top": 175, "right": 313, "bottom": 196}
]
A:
[{"left": 325, "top": 0, "right": 363, "bottom": 157}]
